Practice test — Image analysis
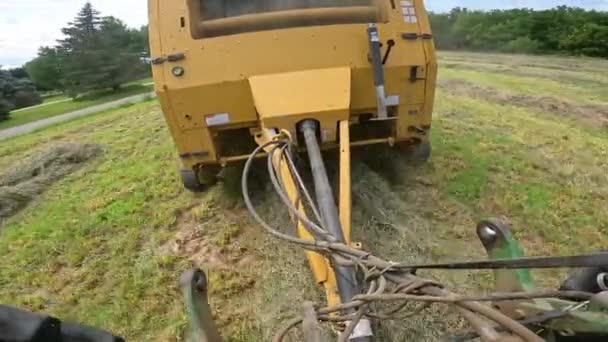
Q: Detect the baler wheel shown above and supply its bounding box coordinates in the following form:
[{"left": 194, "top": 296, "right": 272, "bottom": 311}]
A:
[
  {"left": 399, "top": 140, "right": 432, "bottom": 163},
  {"left": 179, "top": 166, "right": 220, "bottom": 192}
]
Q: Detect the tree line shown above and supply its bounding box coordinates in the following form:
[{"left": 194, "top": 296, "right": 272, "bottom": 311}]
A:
[
  {"left": 1, "top": 3, "right": 149, "bottom": 121},
  {"left": 26, "top": 3, "right": 149, "bottom": 97},
  {"left": 3, "top": 4, "right": 607, "bottom": 122},
  {"left": 0, "top": 70, "right": 42, "bottom": 121},
  {"left": 429, "top": 6, "right": 608, "bottom": 57}
]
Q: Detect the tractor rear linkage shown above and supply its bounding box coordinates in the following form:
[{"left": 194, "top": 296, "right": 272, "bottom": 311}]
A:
[
  {"left": 181, "top": 218, "right": 608, "bottom": 342},
  {"left": 4, "top": 219, "right": 606, "bottom": 342},
  {"left": 163, "top": 120, "right": 608, "bottom": 342}
]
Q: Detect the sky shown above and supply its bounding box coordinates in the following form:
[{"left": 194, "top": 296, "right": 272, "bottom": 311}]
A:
[{"left": 1, "top": 0, "right": 607, "bottom": 68}]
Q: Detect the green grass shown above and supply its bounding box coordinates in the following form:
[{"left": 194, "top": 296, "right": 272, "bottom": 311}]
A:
[
  {"left": 1, "top": 82, "right": 153, "bottom": 130},
  {"left": 129, "top": 77, "right": 153, "bottom": 85},
  {"left": 439, "top": 67, "right": 607, "bottom": 104},
  {"left": 0, "top": 101, "right": 192, "bottom": 340},
  {"left": 0, "top": 52, "right": 607, "bottom": 341},
  {"left": 431, "top": 92, "right": 608, "bottom": 254},
  {"left": 42, "top": 94, "right": 70, "bottom": 103}
]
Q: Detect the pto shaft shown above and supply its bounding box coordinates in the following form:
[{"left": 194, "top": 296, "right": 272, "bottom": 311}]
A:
[{"left": 300, "top": 120, "right": 372, "bottom": 341}]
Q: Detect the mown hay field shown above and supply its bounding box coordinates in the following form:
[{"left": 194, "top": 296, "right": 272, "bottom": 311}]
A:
[{"left": 0, "top": 51, "right": 607, "bottom": 341}]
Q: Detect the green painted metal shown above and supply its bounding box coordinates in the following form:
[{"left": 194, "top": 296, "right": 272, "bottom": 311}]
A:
[
  {"left": 478, "top": 219, "right": 608, "bottom": 336},
  {"left": 180, "top": 269, "right": 224, "bottom": 342},
  {"left": 482, "top": 221, "right": 535, "bottom": 292}
]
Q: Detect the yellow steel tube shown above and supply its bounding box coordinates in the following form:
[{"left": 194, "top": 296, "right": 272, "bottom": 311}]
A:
[
  {"left": 350, "top": 137, "right": 394, "bottom": 147},
  {"left": 219, "top": 153, "right": 267, "bottom": 165},
  {"left": 217, "top": 137, "right": 394, "bottom": 167},
  {"left": 339, "top": 120, "right": 352, "bottom": 244}
]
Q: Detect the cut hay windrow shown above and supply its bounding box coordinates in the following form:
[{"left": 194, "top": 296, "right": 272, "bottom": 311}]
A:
[
  {"left": 438, "top": 79, "right": 608, "bottom": 127},
  {"left": 0, "top": 143, "right": 102, "bottom": 221}
]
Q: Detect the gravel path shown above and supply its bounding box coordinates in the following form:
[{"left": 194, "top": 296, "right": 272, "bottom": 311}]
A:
[
  {"left": 0, "top": 92, "right": 155, "bottom": 141},
  {"left": 11, "top": 98, "right": 72, "bottom": 113}
]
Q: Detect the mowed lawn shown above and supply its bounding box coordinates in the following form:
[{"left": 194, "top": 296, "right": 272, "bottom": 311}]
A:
[
  {"left": 0, "top": 83, "right": 153, "bottom": 130},
  {"left": 0, "top": 52, "right": 607, "bottom": 341}
]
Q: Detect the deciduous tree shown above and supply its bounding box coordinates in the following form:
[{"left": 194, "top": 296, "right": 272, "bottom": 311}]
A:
[
  {"left": 430, "top": 7, "right": 608, "bottom": 57},
  {"left": 25, "top": 47, "right": 64, "bottom": 91}
]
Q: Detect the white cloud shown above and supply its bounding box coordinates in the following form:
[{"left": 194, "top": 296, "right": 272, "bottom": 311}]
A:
[{"left": 0, "top": 0, "right": 147, "bottom": 67}]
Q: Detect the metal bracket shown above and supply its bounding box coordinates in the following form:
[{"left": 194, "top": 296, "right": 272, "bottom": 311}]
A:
[
  {"left": 477, "top": 219, "right": 608, "bottom": 336},
  {"left": 401, "top": 33, "right": 433, "bottom": 40},
  {"left": 181, "top": 268, "right": 224, "bottom": 342},
  {"left": 367, "top": 24, "right": 388, "bottom": 120},
  {"left": 150, "top": 52, "right": 186, "bottom": 65}
]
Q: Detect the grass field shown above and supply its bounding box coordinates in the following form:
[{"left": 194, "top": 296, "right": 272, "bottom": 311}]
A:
[
  {"left": 41, "top": 94, "right": 70, "bottom": 103},
  {"left": 0, "top": 82, "right": 154, "bottom": 130},
  {"left": 0, "top": 51, "right": 607, "bottom": 341}
]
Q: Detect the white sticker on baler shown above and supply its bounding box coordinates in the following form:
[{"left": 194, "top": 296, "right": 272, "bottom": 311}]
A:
[
  {"left": 400, "top": 0, "right": 417, "bottom": 23},
  {"left": 205, "top": 113, "right": 230, "bottom": 126}
]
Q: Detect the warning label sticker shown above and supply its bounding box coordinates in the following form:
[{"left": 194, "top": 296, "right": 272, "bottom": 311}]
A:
[
  {"left": 400, "top": 0, "right": 417, "bottom": 23},
  {"left": 205, "top": 113, "right": 230, "bottom": 126}
]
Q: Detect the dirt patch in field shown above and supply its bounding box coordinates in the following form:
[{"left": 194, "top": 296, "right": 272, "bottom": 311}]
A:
[
  {"left": 161, "top": 201, "right": 262, "bottom": 337},
  {"left": 0, "top": 142, "right": 102, "bottom": 221},
  {"left": 439, "top": 79, "right": 608, "bottom": 126},
  {"left": 163, "top": 213, "right": 230, "bottom": 268},
  {"left": 161, "top": 208, "right": 256, "bottom": 271}
]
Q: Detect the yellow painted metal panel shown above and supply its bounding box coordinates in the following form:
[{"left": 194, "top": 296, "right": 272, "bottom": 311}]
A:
[
  {"left": 169, "top": 81, "right": 258, "bottom": 129},
  {"left": 150, "top": 0, "right": 437, "bottom": 167},
  {"left": 339, "top": 120, "right": 352, "bottom": 244},
  {"left": 249, "top": 68, "right": 351, "bottom": 141},
  {"left": 147, "top": 0, "right": 165, "bottom": 89},
  {"left": 249, "top": 68, "right": 351, "bottom": 117}
]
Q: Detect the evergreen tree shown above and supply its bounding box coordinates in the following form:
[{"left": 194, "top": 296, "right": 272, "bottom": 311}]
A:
[
  {"left": 58, "top": 2, "right": 106, "bottom": 97},
  {"left": 0, "top": 72, "right": 15, "bottom": 121},
  {"left": 8, "top": 68, "right": 29, "bottom": 79},
  {"left": 53, "top": 2, "right": 150, "bottom": 97},
  {"left": 0, "top": 70, "right": 42, "bottom": 121},
  {"left": 98, "top": 17, "right": 145, "bottom": 90}
]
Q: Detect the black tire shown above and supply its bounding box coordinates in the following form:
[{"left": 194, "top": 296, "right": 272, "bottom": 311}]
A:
[
  {"left": 399, "top": 140, "right": 431, "bottom": 163},
  {"left": 179, "top": 166, "right": 220, "bottom": 193},
  {"left": 180, "top": 168, "right": 205, "bottom": 192}
]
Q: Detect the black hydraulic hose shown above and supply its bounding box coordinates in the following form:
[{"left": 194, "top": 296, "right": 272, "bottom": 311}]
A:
[
  {"left": 241, "top": 139, "right": 321, "bottom": 247},
  {"left": 266, "top": 145, "right": 334, "bottom": 240}
]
